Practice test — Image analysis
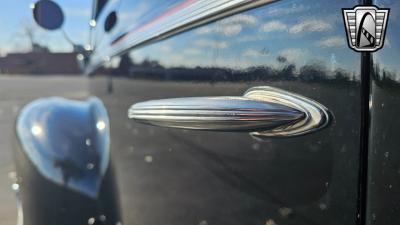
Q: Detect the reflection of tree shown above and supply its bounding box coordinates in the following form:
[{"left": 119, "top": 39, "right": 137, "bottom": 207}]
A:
[
  {"left": 334, "top": 68, "right": 350, "bottom": 82},
  {"left": 54, "top": 158, "right": 84, "bottom": 185},
  {"left": 116, "top": 53, "right": 134, "bottom": 74},
  {"left": 106, "top": 56, "right": 359, "bottom": 84},
  {"left": 276, "top": 55, "right": 287, "bottom": 63},
  {"left": 299, "top": 63, "right": 326, "bottom": 82},
  {"left": 141, "top": 58, "right": 162, "bottom": 68},
  {"left": 373, "top": 62, "right": 400, "bottom": 87},
  {"left": 21, "top": 21, "right": 49, "bottom": 53}
]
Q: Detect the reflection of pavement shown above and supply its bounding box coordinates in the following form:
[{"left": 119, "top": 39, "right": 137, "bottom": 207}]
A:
[{"left": 0, "top": 75, "right": 88, "bottom": 225}]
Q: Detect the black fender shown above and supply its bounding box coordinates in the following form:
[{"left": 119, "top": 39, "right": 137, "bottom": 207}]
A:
[{"left": 13, "top": 97, "right": 121, "bottom": 225}]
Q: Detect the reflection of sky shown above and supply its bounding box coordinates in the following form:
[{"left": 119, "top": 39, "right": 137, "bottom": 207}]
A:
[
  {"left": 113, "top": 0, "right": 361, "bottom": 74},
  {"left": 93, "top": 0, "right": 189, "bottom": 53},
  {"left": 0, "top": 0, "right": 91, "bottom": 55},
  {"left": 375, "top": 0, "right": 400, "bottom": 75},
  {"left": 2, "top": 0, "right": 397, "bottom": 76}
]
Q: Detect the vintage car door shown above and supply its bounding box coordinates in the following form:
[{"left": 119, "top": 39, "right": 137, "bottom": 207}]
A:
[
  {"left": 367, "top": 0, "right": 400, "bottom": 225},
  {"left": 88, "top": 0, "right": 363, "bottom": 224}
]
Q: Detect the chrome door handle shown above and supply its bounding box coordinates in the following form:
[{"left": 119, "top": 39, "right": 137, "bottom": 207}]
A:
[{"left": 128, "top": 86, "right": 331, "bottom": 137}]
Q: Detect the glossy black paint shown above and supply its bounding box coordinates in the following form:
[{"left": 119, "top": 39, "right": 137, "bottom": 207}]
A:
[
  {"left": 13, "top": 97, "right": 121, "bottom": 225},
  {"left": 367, "top": 0, "right": 400, "bottom": 224},
  {"left": 90, "top": 0, "right": 361, "bottom": 225}
]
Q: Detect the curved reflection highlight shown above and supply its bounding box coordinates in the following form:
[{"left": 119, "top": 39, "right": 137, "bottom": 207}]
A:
[{"left": 16, "top": 97, "right": 110, "bottom": 198}]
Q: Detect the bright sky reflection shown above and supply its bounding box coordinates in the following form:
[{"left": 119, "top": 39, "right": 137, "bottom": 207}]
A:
[{"left": 0, "top": 0, "right": 91, "bottom": 55}]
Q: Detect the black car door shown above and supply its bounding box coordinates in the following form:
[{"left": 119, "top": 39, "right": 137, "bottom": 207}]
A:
[
  {"left": 89, "top": 0, "right": 362, "bottom": 224},
  {"left": 367, "top": 0, "right": 400, "bottom": 224}
]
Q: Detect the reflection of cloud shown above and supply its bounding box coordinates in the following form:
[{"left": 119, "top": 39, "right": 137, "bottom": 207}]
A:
[
  {"left": 317, "top": 36, "right": 345, "bottom": 47},
  {"left": 267, "top": 4, "right": 309, "bottom": 16},
  {"left": 260, "top": 21, "right": 287, "bottom": 32},
  {"left": 196, "top": 14, "right": 256, "bottom": 37},
  {"left": 289, "top": 19, "right": 332, "bottom": 34},
  {"left": 183, "top": 48, "right": 202, "bottom": 55},
  {"left": 218, "top": 24, "right": 242, "bottom": 36},
  {"left": 194, "top": 39, "right": 228, "bottom": 49},
  {"left": 243, "top": 49, "right": 268, "bottom": 58},
  {"left": 197, "top": 24, "right": 242, "bottom": 36},
  {"left": 278, "top": 48, "right": 306, "bottom": 62},
  {"left": 219, "top": 14, "right": 257, "bottom": 26},
  {"left": 197, "top": 27, "right": 212, "bottom": 35},
  {"left": 159, "top": 45, "right": 172, "bottom": 52}
]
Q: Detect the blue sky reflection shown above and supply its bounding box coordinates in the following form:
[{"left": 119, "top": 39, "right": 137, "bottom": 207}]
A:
[
  {"left": 0, "top": 0, "right": 91, "bottom": 55},
  {"left": 124, "top": 0, "right": 360, "bottom": 77}
]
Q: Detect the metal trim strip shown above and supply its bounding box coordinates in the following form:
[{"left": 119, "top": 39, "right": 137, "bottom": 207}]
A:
[{"left": 86, "top": 0, "right": 276, "bottom": 74}]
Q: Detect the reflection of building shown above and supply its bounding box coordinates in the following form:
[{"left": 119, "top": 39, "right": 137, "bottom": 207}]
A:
[{"left": 0, "top": 52, "right": 80, "bottom": 74}]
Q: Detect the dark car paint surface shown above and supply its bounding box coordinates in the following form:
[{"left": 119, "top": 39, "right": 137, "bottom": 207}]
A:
[
  {"left": 367, "top": 0, "right": 400, "bottom": 224},
  {"left": 12, "top": 0, "right": 400, "bottom": 225},
  {"left": 14, "top": 98, "right": 121, "bottom": 225},
  {"left": 89, "top": 0, "right": 362, "bottom": 224}
]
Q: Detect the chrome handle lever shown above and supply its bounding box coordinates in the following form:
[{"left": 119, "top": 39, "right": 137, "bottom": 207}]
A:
[{"left": 128, "top": 86, "right": 331, "bottom": 137}]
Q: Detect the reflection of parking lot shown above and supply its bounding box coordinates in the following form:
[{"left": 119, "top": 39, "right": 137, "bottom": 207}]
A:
[{"left": 0, "top": 75, "right": 87, "bottom": 225}]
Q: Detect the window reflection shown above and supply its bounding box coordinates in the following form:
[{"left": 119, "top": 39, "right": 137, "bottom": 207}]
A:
[{"left": 98, "top": 0, "right": 359, "bottom": 83}]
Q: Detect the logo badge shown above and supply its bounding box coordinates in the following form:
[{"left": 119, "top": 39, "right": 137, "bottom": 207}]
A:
[{"left": 342, "top": 5, "right": 389, "bottom": 52}]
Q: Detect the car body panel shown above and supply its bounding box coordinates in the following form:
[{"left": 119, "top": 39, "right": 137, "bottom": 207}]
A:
[
  {"left": 367, "top": 0, "right": 400, "bottom": 224},
  {"left": 14, "top": 97, "right": 121, "bottom": 225},
  {"left": 89, "top": 0, "right": 362, "bottom": 225}
]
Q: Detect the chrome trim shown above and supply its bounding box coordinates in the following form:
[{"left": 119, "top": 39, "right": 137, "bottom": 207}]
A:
[
  {"left": 16, "top": 97, "right": 110, "bottom": 198},
  {"left": 12, "top": 183, "right": 23, "bottom": 225},
  {"left": 86, "top": 0, "right": 276, "bottom": 74},
  {"left": 128, "top": 86, "right": 331, "bottom": 137},
  {"left": 245, "top": 86, "right": 331, "bottom": 138},
  {"left": 129, "top": 97, "right": 305, "bottom": 131}
]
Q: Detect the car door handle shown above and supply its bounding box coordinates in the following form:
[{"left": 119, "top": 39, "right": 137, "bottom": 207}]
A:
[{"left": 128, "top": 86, "right": 331, "bottom": 137}]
